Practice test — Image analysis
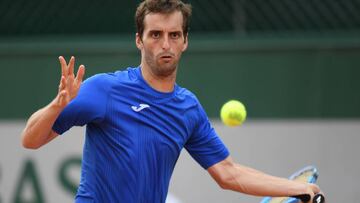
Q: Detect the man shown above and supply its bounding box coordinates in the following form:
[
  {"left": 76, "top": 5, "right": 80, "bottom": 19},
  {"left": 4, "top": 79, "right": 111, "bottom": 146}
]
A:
[{"left": 21, "top": 0, "right": 321, "bottom": 202}]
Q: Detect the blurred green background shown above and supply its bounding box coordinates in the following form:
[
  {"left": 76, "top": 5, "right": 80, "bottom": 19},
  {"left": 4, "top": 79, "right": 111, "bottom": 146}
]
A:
[{"left": 1, "top": 0, "right": 360, "bottom": 119}]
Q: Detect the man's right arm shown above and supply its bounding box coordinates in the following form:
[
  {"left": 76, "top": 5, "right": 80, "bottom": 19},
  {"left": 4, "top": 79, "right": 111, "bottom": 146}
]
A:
[
  {"left": 208, "top": 156, "right": 320, "bottom": 202},
  {"left": 21, "top": 100, "right": 64, "bottom": 149},
  {"left": 21, "top": 56, "right": 85, "bottom": 149}
]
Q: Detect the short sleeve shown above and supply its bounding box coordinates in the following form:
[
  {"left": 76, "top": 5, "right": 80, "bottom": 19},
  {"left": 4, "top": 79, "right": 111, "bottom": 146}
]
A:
[
  {"left": 52, "top": 74, "right": 109, "bottom": 135},
  {"left": 185, "top": 102, "right": 229, "bottom": 169}
]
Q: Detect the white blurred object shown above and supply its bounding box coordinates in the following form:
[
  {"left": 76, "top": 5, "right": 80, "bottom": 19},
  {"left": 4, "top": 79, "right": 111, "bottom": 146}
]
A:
[{"left": 166, "top": 193, "right": 182, "bottom": 203}]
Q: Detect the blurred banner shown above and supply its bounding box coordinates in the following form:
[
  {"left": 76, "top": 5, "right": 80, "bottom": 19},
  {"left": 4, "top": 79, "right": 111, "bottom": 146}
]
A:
[{"left": 1, "top": 120, "right": 360, "bottom": 203}]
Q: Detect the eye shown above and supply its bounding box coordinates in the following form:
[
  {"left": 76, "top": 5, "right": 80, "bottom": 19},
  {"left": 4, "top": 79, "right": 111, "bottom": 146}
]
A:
[
  {"left": 151, "top": 32, "right": 161, "bottom": 39},
  {"left": 170, "top": 32, "right": 181, "bottom": 39}
]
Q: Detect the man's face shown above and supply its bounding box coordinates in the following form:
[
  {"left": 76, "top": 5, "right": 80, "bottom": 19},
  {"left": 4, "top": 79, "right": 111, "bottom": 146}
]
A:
[{"left": 136, "top": 11, "right": 188, "bottom": 77}]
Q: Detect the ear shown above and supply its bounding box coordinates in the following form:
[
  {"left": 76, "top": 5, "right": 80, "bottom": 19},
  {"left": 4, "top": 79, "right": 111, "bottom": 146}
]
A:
[
  {"left": 135, "top": 33, "right": 143, "bottom": 50},
  {"left": 182, "top": 33, "right": 189, "bottom": 52}
]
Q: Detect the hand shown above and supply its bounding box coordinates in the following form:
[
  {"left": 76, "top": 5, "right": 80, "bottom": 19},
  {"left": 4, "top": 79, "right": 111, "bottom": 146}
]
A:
[
  {"left": 55, "top": 56, "right": 85, "bottom": 108},
  {"left": 306, "top": 183, "right": 321, "bottom": 203}
]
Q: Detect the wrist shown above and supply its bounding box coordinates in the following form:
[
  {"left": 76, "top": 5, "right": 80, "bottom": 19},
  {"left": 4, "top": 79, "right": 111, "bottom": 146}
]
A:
[{"left": 49, "top": 97, "right": 66, "bottom": 113}]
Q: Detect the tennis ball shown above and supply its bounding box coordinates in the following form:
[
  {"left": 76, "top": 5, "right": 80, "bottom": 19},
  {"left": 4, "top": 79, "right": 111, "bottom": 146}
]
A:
[{"left": 220, "top": 100, "right": 247, "bottom": 126}]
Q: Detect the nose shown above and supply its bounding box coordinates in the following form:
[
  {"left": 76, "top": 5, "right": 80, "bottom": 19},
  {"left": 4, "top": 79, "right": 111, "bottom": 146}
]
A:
[{"left": 162, "top": 35, "right": 170, "bottom": 50}]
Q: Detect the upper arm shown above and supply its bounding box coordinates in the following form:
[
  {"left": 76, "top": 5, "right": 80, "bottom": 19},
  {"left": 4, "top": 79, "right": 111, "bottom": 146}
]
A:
[
  {"left": 185, "top": 101, "right": 229, "bottom": 169},
  {"left": 207, "top": 156, "right": 234, "bottom": 187},
  {"left": 43, "top": 130, "right": 59, "bottom": 146},
  {"left": 22, "top": 129, "right": 59, "bottom": 149},
  {"left": 37, "top": 130, "right": 59, "bottom": 148}
]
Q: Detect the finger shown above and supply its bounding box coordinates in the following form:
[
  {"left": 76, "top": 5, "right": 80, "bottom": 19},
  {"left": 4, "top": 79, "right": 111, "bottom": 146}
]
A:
[
  {"left": 58, "top": 76, "right": 66, "bottom": 91},
  {"left": 309, "top": 183, "right": 321, "bottom": 194},
  {"left": 67, "top": 56, "right": 75, "bottom": 76},
  {"left": 75, "top": 65, "right": 86, "bottom": 83},
  {"left": 58, "top": 56, "right": 67, "bottom": 77}
]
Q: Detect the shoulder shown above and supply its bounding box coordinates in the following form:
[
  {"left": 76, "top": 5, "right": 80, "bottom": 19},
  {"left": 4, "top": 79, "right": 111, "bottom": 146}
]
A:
[
  {"left": 82, "top": 67, "right": 137, "bottom": 89},
  {"left": 175, "top": 86, "right": 201, "bottom": 106},
  {"left": 84, "top": 72, "right": 114, "bottom": 85},
  {"left": 176, "top": 86, "right": 212, "bottom": 122},
  {"left": 174, "top": 87, "right": 207, "bottom": 121}
]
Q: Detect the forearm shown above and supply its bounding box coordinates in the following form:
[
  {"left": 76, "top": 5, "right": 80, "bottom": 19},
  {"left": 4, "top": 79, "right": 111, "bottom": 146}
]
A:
[
  {"left": 226, "top": 163, "right": 309, "bottom": 197},
  {"left": 209, "top": 157, "right": 313, "bottom": 197},
  {"left": 21, "top": 99, "right": 63, "bottom": 149}
]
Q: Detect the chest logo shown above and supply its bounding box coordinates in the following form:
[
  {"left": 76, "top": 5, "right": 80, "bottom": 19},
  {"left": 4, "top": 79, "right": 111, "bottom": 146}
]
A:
[{"left": 131, "top": 104, "right": 150, "bottom": 112}]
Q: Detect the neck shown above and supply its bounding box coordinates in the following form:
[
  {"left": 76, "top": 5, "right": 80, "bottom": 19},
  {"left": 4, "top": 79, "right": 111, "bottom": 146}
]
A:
[{"left": 140, "top": 63, "right": 177, "bottom": 93}]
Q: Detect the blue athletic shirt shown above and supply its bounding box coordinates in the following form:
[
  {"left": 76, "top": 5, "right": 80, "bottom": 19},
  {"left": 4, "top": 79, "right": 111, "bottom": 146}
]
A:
[{"left": 52, "top": 66, "right": 229, "bottom": 203}]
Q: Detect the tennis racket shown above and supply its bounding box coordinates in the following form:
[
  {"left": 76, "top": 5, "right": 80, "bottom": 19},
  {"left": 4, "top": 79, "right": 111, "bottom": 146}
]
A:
[{"left": 260, "top": 166, "right": 325, "bottom": 203}]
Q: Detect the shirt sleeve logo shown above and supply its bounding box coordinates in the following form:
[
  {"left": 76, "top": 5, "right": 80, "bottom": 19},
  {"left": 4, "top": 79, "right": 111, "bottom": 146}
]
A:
[{"left": 131, "top": 104, "right": 150, "bottom": 112}]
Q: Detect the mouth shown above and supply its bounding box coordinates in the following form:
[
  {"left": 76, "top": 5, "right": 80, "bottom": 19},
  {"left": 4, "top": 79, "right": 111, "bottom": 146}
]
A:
[
  {"left": 160, "top": 55, "right": 173, "bottom": 59},
  {"left": 159, "top": 52, "right": 175, "bottom": 59},
  {"left": 159, "top": 55, "right": 174, "bottom": 63}
]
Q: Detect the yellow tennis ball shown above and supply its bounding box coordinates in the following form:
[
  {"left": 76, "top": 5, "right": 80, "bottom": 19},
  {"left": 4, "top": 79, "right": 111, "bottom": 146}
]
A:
[{"left": 220, "top": 100, "right": 247, "bottom": 126}]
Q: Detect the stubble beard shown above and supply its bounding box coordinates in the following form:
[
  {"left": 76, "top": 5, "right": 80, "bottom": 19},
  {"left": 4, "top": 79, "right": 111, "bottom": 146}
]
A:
[{"left": 145, "top": 52, "right": 180, "bottom": 78}]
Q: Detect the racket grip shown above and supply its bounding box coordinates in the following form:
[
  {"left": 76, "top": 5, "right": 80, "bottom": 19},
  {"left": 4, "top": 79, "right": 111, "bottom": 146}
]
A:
[
  {"left": 313, "top": 193, "right": 325, "bottom": 203},
  {"left": 291, "top": 193, "right": 325, "bottom": 203},
  {"left": 291, "top": 194, "right": 310, "bottom": 202}
]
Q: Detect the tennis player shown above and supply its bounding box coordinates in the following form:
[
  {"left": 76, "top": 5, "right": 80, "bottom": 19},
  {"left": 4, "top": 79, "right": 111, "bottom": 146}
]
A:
[{"left": 21, "top": 0, "right": 321, "bottom": 202}]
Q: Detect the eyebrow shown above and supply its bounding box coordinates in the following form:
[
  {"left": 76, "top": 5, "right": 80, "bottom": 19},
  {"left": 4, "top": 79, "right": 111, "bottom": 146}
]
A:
[
  {"left": 148, "top": 30, "right": 183, "bottom": 34},
  {"left": 169, "top": 31, "right": 183, "bottom": 35}
]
